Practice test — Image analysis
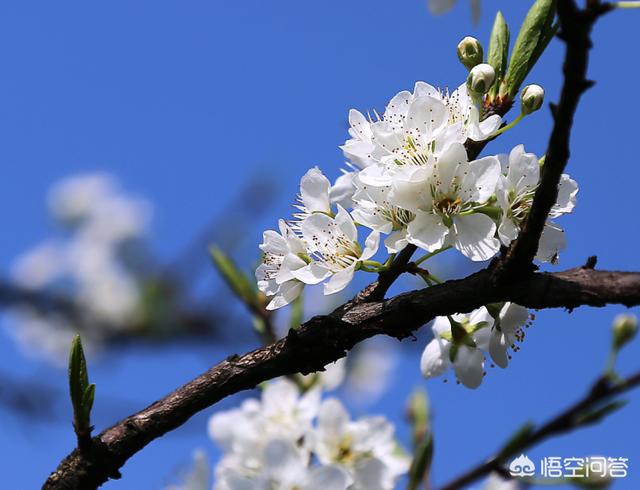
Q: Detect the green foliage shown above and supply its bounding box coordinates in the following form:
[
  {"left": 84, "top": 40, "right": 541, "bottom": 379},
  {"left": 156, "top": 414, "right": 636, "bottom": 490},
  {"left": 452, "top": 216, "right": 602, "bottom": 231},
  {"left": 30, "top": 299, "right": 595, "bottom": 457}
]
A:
[
  {"left": 209, "top": 245, "right": 259, "bottom": 309},
  {"left": 487, "top": 11, "right": 510, "bottom": 100},
  {"left": 503, "top": 0, "right": 556, "bottom": 98},
  {"left": 68, "top": 334, "right": 95, "bottom": 438}
]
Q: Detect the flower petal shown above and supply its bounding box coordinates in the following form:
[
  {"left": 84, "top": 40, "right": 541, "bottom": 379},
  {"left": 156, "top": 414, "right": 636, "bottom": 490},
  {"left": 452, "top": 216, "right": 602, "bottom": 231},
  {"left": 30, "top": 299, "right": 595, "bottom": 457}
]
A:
[{"left": 452, "top": 214, "right": 500, "bottom": 261}]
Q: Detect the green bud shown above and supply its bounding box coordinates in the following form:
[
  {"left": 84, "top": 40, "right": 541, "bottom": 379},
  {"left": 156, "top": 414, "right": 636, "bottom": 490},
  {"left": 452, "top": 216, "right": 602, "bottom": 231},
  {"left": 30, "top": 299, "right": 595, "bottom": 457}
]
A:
[
  {"left": 612, "top": 314, "right": 638, "bottom": 350},
  {"left": 467, "top": 63, "right": 496, "bottom": 95},
  {"left": 520, "top": 84, "right": 545, "bottom": 115},
  {"left": 457, "top": 36, "right": 484, "bottom": 70}
]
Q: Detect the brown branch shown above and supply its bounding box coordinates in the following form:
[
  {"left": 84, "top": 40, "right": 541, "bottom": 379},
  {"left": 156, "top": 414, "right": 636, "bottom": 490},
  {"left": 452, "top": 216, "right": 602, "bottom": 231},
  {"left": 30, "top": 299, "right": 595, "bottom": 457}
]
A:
[
  {"left": 495, "top": 0, "right": 613, "bottom": 278},
  {"left": 42, "top": 266, "right": 640, "bottom": 489},
  {"left": 438, "top": 370, "right": 640, "bottom": 490}
]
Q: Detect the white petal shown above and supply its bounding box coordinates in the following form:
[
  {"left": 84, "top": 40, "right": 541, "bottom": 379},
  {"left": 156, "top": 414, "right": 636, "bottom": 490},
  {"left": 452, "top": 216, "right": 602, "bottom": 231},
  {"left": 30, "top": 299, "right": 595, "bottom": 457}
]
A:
[
  {"left": 291, "top": 262, "right": 332, "bottom": 285},
  {"left": 307, "top": 465, "right": 352, "bottom": 490},
  {"left": 463, "top": 156, "right": 501, "bottom": 203},
  {"left": 420, "top": 338, "right": 451, "bottom": 378},
  {"left": 330, "top": 171, "right": 356, "bottom": 208},
  {"left": 324, "top": 266, "right": 356, "bottom": 295},
  {"left": 317, "top": 398, "right": 349, "bottom": 441},
  {"left": 407, "top": 212, "right": 449, "bottom": 252},
  {"left": 384, "top": 229, "right": 409, "bottom": 254},
  {"left": 276, "top": 253, "right": 307, "bottom": 284},
  {"left": 266, "top": 280, "right": 304, "bottom": 310},
  {"left": 489, "top": 330, "right": 509, "bottom": 368},
  {"left": 300, "top": 167, "right": 331, "bottom": 214},
  {"left": 499, "top": 303, "right": 529, "bottom": 334},
  {"left": 334, "top": 205, "right": 358, "bottom": 243},
  {"left": 452, "top": 214, "right": 500, "bottom": 261},
  {"left": 413, "top": 81, "right": 440, "bottom": 99},
  {"left": 550, "top": 174, "right": 578, "bottom": 217},
  {"left": 453, "top": 345, "right": 485, "bottom": 389},
  {"left": 535, "top": 221, "right": 566, "bottom": 263},
  {"left": 498, "top": 217, "right": 519, "bottom": 247},
  {"left": 361, "top": 231, "right": 380, "bottom": 260}
]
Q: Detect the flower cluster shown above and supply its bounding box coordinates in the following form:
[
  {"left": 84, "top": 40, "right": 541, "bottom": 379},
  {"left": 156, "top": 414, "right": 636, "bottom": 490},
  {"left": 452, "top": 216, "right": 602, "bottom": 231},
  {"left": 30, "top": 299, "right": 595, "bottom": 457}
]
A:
[
  {"left": 208, "top": 379, "right": 409, "bottom": 490},
  {"left": 9, "top": 174, "right": 150, "bottom": 362},
  {"left": 257, "top": 79, "right": 578, "bottom": 310},
  {"left": 421, "top": 302, "right": 533, "bottom": 388}
]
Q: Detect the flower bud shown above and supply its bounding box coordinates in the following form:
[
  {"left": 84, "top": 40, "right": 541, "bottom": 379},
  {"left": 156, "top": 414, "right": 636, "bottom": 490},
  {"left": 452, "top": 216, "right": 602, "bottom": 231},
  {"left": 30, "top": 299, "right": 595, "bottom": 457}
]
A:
[
  {"left": 520, "top": 84, "right": 545, "bottom": 115},
  {"left": 612, "top": 314, "right": 638, "bottom": 351},
  {"left": 457, "top": 36, "right": 484, "bottom": 70},
  {"left": 467, "top": 63, "right": 495, "bottom": 95}
]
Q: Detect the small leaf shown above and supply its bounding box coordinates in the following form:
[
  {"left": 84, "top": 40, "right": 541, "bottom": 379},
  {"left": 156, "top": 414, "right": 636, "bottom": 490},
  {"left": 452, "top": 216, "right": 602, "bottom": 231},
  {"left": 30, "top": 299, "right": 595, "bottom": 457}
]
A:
[
  {"left": 209, "top": 245, "right": 258, "bottom": 308},
  {"left": 487, "top": 11, "right": 510, "bottom": 100},
  {"left": 575, "top": 400, "right": 627, "bottom": 427},
  {"left": 68, "top": 334, "right": 89, "bottom": 415},
  {"left": 496, "top": 421, "right": 535, "bottom": 460},
  {"left": 81, "top": 384, "right": 96, "bottom": 423},
  {"left": 407, "top": 433, "right": 434, "bottom": 490},
  {"left": 504, "top": 0, "right": 556, "bottom": 97}
]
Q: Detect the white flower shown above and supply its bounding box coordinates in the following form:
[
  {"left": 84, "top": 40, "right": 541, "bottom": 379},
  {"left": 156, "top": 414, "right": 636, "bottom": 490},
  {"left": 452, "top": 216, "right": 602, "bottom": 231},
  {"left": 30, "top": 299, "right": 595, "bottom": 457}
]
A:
[
  {"left": 496, "top": 145, "right": 578, "bottom": 263},
  {"left": 487, "top": 303, "right": 530, "bottom": 369},
  {"left": 313, "top": 398, "right": 410, "bottom": 489},
  {"left": 293, "top": 206, "right": 380, "bottom": 295},
  {"left": 391, "top": 142, "right": 501, "bottom": 261},
  {"left": 209, "top": 379, "right": 321, "bottom": 475},
  {"left": 256, "top": 219, "right": 308, "bottom": 310},
  {"left": 343, "top": 82, "right": 501, "bottom": 189},
  {"left": 217, "top": 439, "right": 351, "bottom": 490},
  {"left": 412, "top": 81, "right": 501, "bottom": 143},
  {"left": 420, "top": 308, "right": 492, "bottom": 388},
  {"left": 350, "top": 178, "right": 415, "bottom": 253}
]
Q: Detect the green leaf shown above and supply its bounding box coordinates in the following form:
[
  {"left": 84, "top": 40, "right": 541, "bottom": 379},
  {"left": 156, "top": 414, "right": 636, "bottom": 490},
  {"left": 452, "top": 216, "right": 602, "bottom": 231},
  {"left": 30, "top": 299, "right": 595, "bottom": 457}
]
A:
[
  {"left": 407, "top": 433, "right": 434, "bottom": 490},
  {"left": 81, "top": 384, "right": 96, "bottom": 423},
  {"left": 487, "top": 11, "right": 510, "bottom": 100},
  {"left": 209, "top": 245, "right": 258, "bottom": 308},
  {"left": 575, "top": 400, "right": 627, "bottom": 427},
  {"left": 504, "top": 0, "right": 556, "bottom": 97},
  {"left": 496, "top": 422, "right": 535, "bottom": 460},
  {"left": 68, "top": 334, "right": 89, "bottom": 415}
]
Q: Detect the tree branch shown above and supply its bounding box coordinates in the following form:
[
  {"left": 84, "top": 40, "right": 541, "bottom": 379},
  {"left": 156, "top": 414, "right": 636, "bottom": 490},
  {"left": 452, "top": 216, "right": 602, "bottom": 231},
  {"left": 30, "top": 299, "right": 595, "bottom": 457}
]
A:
[
  {"left": 42, "top": 2, "right": 623, "bottom": 488},
  {"left": 496, "top": 0, "right": 612, "bottom": 278},
  {"left": 438, "top": 370, "right": 640, "bottom": 490},
  {"left": 43, "top": 266, "right": 640, "bottom": 489}
]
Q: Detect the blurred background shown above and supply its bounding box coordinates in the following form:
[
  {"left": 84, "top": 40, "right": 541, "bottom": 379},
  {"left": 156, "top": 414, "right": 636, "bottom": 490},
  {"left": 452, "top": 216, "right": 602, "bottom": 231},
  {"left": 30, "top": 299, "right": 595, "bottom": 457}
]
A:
[{"left": 0, "top": 0, "right": 638, "bottom": 488}]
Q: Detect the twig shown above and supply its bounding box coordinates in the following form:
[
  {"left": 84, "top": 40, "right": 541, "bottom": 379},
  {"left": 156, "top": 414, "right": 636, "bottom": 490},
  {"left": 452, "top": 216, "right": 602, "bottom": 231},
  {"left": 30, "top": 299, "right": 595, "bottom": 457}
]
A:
[{"left": 438, "top": 371, "right": 640, "bottom": 490}]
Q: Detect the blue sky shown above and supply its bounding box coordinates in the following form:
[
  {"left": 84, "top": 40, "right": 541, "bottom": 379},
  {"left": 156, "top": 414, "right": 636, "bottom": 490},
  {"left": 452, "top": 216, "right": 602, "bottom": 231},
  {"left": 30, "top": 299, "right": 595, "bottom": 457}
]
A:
[{"left": 1, "top": 1, "right": 639, "bottom": 488}]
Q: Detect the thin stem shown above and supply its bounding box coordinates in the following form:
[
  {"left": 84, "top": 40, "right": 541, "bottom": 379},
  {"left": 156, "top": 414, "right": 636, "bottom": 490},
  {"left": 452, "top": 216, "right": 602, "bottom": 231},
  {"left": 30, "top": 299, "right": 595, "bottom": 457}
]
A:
[
  {"left": 492, "top": 113, "right": 524, "bottom": 137},
  {"left": 414, "top": 246, "right": 452, "bottom": 266}
]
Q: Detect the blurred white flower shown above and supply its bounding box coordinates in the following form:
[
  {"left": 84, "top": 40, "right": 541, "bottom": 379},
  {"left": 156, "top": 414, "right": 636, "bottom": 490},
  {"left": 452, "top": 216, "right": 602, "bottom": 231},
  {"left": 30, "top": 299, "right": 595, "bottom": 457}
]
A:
[
  {"left": 7, "top": 173, "right": 151, "bottom": 362},
  {"left": 208, "top": 378, "right": 408, "bottom": 490},
  {"left": 313, "top": 398, "right": 410, "bottom": 489}
]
